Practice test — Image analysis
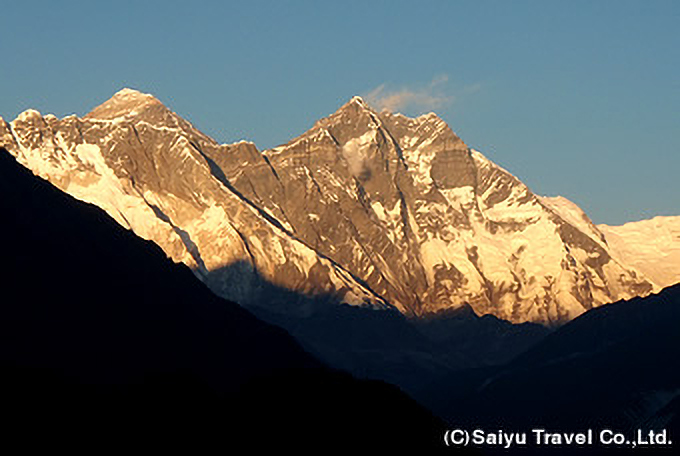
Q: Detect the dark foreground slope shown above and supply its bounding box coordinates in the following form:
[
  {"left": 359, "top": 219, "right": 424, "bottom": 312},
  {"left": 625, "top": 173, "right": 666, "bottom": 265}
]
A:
[
  {"left": 255, "top": 301, "right": 549, "bottom": 396},
  {"left": 0, "top": 149, "right": 454, "bottom": 452},
  {"left": 420, "top": 283, "right": 680, "bottom": 454}
]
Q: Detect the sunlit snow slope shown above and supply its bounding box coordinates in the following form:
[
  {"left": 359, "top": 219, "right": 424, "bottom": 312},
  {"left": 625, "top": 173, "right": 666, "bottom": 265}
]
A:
[{"left": 1, "top": 89, "right": 666, "bottom": 325}]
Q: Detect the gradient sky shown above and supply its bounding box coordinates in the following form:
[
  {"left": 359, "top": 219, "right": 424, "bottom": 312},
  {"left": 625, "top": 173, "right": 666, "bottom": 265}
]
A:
[{"left": 1, "top": 0, "right": 677, "bottom": 225}]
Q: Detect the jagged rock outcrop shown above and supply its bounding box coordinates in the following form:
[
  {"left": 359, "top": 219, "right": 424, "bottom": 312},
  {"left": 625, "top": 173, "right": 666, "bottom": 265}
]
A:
[
  {"left": 1, "top": 89, "right": 659, "bottom": 324},
  {"left": 0, "top": 90, "right": 389, "bottom": 315},
  {"left": 207, "top": 96, "right": 654, "bottom": 323}
]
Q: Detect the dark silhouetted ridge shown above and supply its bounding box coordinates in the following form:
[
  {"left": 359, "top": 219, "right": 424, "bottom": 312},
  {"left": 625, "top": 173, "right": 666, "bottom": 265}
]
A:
[
  {"left": 419, "top": 284, "right": 680, "bottom": 454},
  {"left": 0, "top": 148, "right": 452, "bottom": 452}
]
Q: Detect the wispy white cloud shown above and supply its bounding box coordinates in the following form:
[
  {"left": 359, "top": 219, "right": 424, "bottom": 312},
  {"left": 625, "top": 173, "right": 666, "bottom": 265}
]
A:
[
  {"left": 341, "top": 139, "right": 370, "bottom": 181},
  {"left": 364, "top": 75, "right": 456, "bottom": 113}
]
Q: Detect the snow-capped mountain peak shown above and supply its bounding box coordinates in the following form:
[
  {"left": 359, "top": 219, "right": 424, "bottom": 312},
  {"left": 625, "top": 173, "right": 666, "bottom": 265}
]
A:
[
  {"left": 349, "top": 95, "right": 370, "bottom": 108},
  {"left": 85, "top": 87, "right": 163, "bottom": 120},
  {"left": 598, "top": 216, "right": 680, "bottom": 290},
  {"left": 2, "top": 91, "right": 671, "bottom": 325}
]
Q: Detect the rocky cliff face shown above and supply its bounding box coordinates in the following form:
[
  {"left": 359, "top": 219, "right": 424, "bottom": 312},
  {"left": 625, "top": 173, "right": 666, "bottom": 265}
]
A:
[
  {"left": 0, "top": 90, "right": 389, "bottom": 315},
  {"left": 207, "top": 96, "right": 654, "bottom": 323},
  {"left": 1, "top": 89, "right": 657, "bottom": 324}
]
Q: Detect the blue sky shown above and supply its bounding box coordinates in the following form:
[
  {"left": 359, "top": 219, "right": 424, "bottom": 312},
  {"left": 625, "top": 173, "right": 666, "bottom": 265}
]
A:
[{"left": 1, "top": 0, "right": 678, "bottom": 225}]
